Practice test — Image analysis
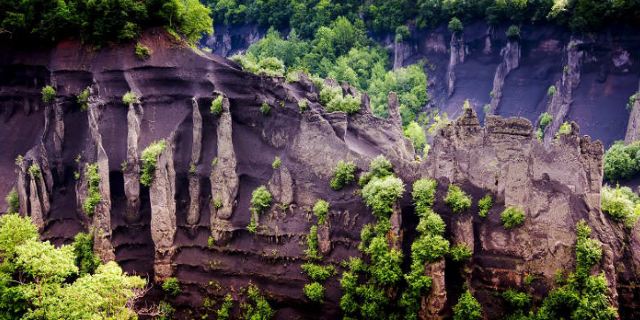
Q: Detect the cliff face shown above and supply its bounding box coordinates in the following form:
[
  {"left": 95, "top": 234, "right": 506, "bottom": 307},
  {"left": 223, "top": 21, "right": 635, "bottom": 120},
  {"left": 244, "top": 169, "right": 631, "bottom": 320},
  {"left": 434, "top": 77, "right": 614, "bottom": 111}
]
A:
[
  {"left": 208, "top": 22, "right": 640, "bottom": 148},
  {"left": 1, "top": 29, "right": 639, "bottom": 319}
]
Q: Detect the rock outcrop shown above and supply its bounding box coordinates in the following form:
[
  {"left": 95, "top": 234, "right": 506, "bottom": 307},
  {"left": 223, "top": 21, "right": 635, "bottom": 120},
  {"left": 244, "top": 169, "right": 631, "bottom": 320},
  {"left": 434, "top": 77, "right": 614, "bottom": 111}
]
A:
[
  {"left": 487, "top": 39, "right": 520, "bottom": 114},
  {"left": 0, "top": 29, "right": 639, "bottom": 319}
]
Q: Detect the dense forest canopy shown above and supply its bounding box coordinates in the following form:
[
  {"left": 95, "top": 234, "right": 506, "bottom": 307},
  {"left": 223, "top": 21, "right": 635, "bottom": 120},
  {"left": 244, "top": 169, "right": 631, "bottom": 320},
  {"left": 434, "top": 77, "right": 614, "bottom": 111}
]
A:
[
  {"left": 0, "top": 0, "right": 212, "bottom": 44},
  {"left": 206, "top": 0, "right": 640, "bottom": 38}
]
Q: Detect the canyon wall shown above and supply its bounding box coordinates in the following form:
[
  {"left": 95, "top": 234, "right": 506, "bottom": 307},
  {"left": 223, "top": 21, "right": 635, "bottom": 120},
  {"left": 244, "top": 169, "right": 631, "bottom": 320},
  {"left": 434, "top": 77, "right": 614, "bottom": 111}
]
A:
[{"left": 0, "top": 29, "right": 639, "bottom": 319}]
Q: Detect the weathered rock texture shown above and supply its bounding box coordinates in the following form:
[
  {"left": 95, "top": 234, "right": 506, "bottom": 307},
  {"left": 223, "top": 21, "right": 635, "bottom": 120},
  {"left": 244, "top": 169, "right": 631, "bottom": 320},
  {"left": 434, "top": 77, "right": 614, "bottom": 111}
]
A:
[{"left": 1, "top": 29, "right": 639, "bottom": 319}]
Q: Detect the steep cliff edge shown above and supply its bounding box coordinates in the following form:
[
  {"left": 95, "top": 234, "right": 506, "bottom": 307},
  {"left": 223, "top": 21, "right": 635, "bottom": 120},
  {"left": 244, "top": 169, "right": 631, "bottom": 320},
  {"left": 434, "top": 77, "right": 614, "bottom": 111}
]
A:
[{"left": 0, "top": 30, "right": 639, "bottom": 319}]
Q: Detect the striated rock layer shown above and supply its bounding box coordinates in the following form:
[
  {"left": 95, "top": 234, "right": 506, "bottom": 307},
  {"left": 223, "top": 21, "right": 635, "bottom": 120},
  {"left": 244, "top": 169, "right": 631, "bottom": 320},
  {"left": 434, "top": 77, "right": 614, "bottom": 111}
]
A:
[{"left": 0, "top": 29, "right": 639, "bottom": 319}]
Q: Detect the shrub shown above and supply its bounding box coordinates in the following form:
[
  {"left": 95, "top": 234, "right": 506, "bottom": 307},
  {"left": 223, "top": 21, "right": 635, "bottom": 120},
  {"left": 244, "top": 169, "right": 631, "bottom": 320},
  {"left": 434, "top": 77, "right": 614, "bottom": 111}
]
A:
[
  {"left": 122, "top": 91, "right": 138, "bottom": 105},
  {"left": 72, "top": 232, "right": 100, "bottom": 275},
  {"left": 28, "top": 164, "right": 40, "bottom": 178},
  {"left": 5, "top": 188, "right": 19, "bottom": 214},
  {"left": 416, "top": 211, "right": 446, "bottom": 235},
  {"left": 320, "top": 85, "right": 361, "bottom": 114},
  {"left": 82, "top": 163, "right": 102, "bottom": 216},
  {"left": 361, "top": 175, "right": 405, "bottom": 218},
  {"left": 257, "top": 56, "right": 285, "bottom": 77},
  {"left": 140, "top": 140, "right": 166, "bottom": 187},
  {"left": 210, "top": 96, "right": 223, "bottom": 115},
  {"left": 539, "top": 112, "right": 553, "bottom": 131},
  {"left": 449, "top": 244, "right": 472, "bottom": 262},
  {"left": 411, "top": 233, "right": 450, "bottom": 263},
  {"left": 628, "top": 92, "right": 640, "bottom": 110},
  {"left": 506, "top": 25, "right": 520, "bottom": 39},
  {"left": 313, "top": 199, "right": 330, "bottom": 225},
  {"left": 453, "top": 290, "right": 483, "bottom": 320},
  {"left": 448, "top": 17, "right": 463, "bottom": 33},
  {"left": 271, "top": 156, "right": 281, "bottom": 169},
  {"left": 502, "top": 289, "right": 531, "bottom": 310},
  {"left": 134, "top": 42, "right": 151, "bottom": 60},
  {"left": 501, "top": 207, "right": 525, "bottom": 229},
  {"left": 556, "top": 121, "right": 571, "bottom": 138},
  {"left": 301, "top": 263, "right": 335, "bottom": 282},
  {"left": 298, "top": 99, "right": 308, "bottom": 112},
  {"left": 305, "top": 225, "right": 320, "bottom": 260},
  {"left": 412, "top": 178, "right": 437, "bottom": 214},
  {"left": 445, "top": 185, "right": 472, "bottom": 213},
  {"left": 242, "top": 285, "right": 274, "bottom": 320},
  {"left": 358, "top": 155, "right": 393, "bottom": 186},
  {"left": 77, "top": 87, "right": 90, "bottom": 111},
  {"left": 547, "top": 85, "right": 557, "bottom": 97},
  {"left": 404, "top": 121, "right": 426, "bottom": 152},
  {"left": 260, "top": 102, "right": 271, "bottom": 115},
  {"left": 250, "top": 186, "right": 272, "bottom": 215},
  {"left": 162, "top": 277, "right": 181, "bottom": 296},
  {"left": 603, "top": 141, "right": 640, "bottom": 181},
  {"left": 330, "top": 160, "right": 357, "bottom": 190},
  {"left": 216, "top": 294, "right": 234, "bottom": 320},
  {"left": 478, "top": 194, "right": 493, "bottom": 218},
  {"left": 303, "top": 282, "right": 325, "bottom": 303},
  {"left": 41, "top": 85, "right": 56, "bottom": 103},
  {"left": 601, "top": 185, "right": 640, "bottom": 228}
]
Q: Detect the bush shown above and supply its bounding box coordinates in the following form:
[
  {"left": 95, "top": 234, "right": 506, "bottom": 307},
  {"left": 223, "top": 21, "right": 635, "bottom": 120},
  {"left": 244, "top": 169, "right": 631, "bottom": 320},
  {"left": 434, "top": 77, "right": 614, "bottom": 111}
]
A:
[
  {"left": 320, "top": 85, "right": 361, "bottom": 114},
  {"left": 162, "top": 277, "right": 181, "bottom": 296},
  {"left": 361, "top": 175, "right": 405, "bottom": 218},
  {"left": 122, "top": 91, "right": 138, "bottom": 105},
  {"left": 301, "top": 263, "right": 335, "bottom": 282},
  {"left": 5, "top": 188, "right": 19, "bottom": 214},
  {"left": 134, "top": 42, "right": 151, "bottom": 60},
  {"left": 271, "top": 156, "right": 281, "bottom": 169},
  {"left": 303, "top": 282, "right": 325, "bottom": 303},
  {"left": 298, "top": 99, "right": 308, "bottom": 112},
  {"left": 250, "top": 186, "right": 272, "bottom": 215},
  {"left": 556, "top": 121, "right": 571, "bottom": 138},
  {"left": 28, "top": 164, "right": 40, "bottom": 178},
  {"left": 404, "top": 121, "right": 426, "bottom": 152},
  {"left": 242, "top": 285, "right": 274, "bottom": 320},
  {"left": 313, "top": 199, "right": 330, "bottom": 225},
  {"left": 478, "top": 194, "right": 493, "bottom": 218},
  {"left": 305, "top": 225, "right": 320, "bottom": 260},
  {"left": 445, "top": 185, "right": 472, "bottom": 213},
  {"left": 547, "top": 85, "right": 557, "bottom": 97},
  {"left": 216, "top": 294, "right": 234, "bottom": 320},
  {"left": 82, "top": 163, "right": 102, "bottom": 216},
  {"left": 260, "top": 102, "right": 271, "bottom": 115},
  {"left": 501, "top": 207, "right": 525, "bottom": 229},
  {"left": 502, "top": 289, "right": 531, "bottom": 310},
  {"left": 601, "top": 185, "right": 640, "bottom": 228},
  {"left": 506, "top": 25, "right": 520, "bottom": 39},
  {"left": 41, "top": 85, "right": 56, "bottom": 103},
  {"left": 358, "top": 155, "right": 393, "bottom": 186},
  {"left": 448, "top": 17, "right": 463, "bottom": 33},
  {"left": 412, "top": 178, "right": 437, "bottom": 214},
  {"left": 453, "top": 290, "right": 483, "bottom": 320},
  {"left": 77, "top": 87, "right": 90, "bottom": 111},
  {"left": 330, "top": 160, "right": 357, "bottom": 190},
  {"left": 603, "top": 141, "right": 640, "bottom": 181},
  {"left": 628, "top": 92, "right": 640, "bottom": 110},
  {"left": 411, "top": 233, "right": 450, "bottom": 263},
  {"left": 72, "top": 232, "right": 100, "bottom": 275},
  {"left": 140, "top": 140, "right": 166, "bottom": 187},
  {"left": 210, "top": 96, "right": 223, "bottom": 115},
  {"left": 449, "top": 244, "right": 472, "bottom": 262}
]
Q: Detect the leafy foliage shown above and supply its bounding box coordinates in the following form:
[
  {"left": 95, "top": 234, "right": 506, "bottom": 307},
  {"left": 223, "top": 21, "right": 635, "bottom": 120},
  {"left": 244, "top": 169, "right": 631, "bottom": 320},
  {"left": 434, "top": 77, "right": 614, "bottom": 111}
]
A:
[
  {"left": 41, "top": 85, "right": 56, "bottom": 103},
  {"left": 122, "top": 91, "right": 138, "bottom": 105},
  {"left": 506, "top": 24, "right": 521, "bottom": 39},
  {"left": 0, "top": 214, "right": 145, "bottom": 319},
  {"left": 330, "top": 160, "right": 357, "bottom": 190},
  {"left": 478, "top": 194, "right": 493, "bottom": 218},
  {"left": 453, "top": 290, "right": 483, "bottom": 320},
  {"left": 250, "top": 186, "right": 272, "bottom": 215},
  {"left": 305, "top": 225, "right": 320, "bottom": 260},
  {"left": 445, "top": 184, "right": 472, "bottom": 213},
  {"left": 449, "top": 244, "right": 472, "bottom": 262},
  {"left": 135, "top": 42, "right": 151, "bottom": 59},
  {"left": 77, "top": 87, "right": 90, "bottom": 111},
  {"left": 500, "top": 207, "right": 526, "bottom": 229},
  {"left": 216, "top": 294, "right": 234, "bottom": 320},
  {"left": 303, "top": 282, "right": 325, "bottom": 303},
  {"left": 72, "top": 232, "right": 100, "bottom": 275},
  {"left": 361, "top": 175, "right": 405, "bottom": 218},
  {"left": 242, "top": 285, "right": 274, "bottom": 320},
  {"left": 600, "top": 185, "right": 640, "bottom": 228},
  {"left": 4, "top": 188, "right": 19, "bottom": 214},
  {"left": 210, "top": 96, "right": 223, "bottom": 115},
  {"left": 301, "top": 263, "right": 335, "bottom": 282},
  {"left": 404, "top": 121, "right": 426, "bottom": 152},
  {"left": 140, "top": 140, "right": 167, "bottom": 187},
  {"left": 603, "top": 141, "right": 640, "bottom": 181},
  {"left": 82, "top": 163, "right": 102, "bottom": 216},
  {"left": 319, "top": 85, "right": 361, "bottom": 114},
  {"left": 313, "top": 199, "right": 330, "bottom": 225},
  {"left": 162, "top": 277, "right": 181, "bottom": 296},
  {"left": 411, "top": 178, "right": 437, "bottom": 213},
  {"left": 448, "top": 17, "right": 463, "bottom": 33}
]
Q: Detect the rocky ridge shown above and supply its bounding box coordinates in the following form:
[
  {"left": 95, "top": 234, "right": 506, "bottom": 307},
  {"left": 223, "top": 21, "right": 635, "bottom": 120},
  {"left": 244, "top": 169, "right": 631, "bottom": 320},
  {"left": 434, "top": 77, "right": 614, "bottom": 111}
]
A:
[{"left": 0, "top": 29, "right": 639, "bottom": 319}]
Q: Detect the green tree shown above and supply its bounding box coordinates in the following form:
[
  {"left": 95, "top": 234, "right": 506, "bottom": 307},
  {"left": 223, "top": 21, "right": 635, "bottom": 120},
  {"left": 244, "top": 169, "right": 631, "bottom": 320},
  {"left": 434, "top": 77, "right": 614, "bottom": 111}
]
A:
[{"left": 453, "top": 290, "right": 483, "bottom": 320}]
